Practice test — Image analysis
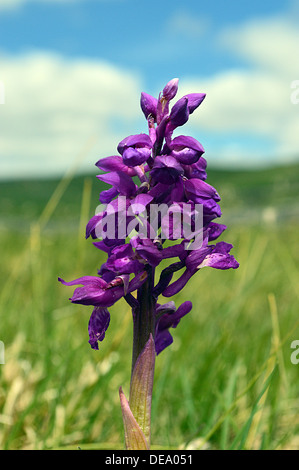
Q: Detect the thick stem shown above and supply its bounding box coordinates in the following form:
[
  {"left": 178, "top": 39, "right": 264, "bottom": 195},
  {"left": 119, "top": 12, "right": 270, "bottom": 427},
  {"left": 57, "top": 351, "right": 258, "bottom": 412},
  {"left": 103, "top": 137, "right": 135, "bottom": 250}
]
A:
[
  {"left": 131, "top": 267, "right": 156, "bottom": 372},
  {"left": 128, "top": 334, "right": 155, "bottom": 447},
  {"left": 127, "top": 267, "right": 156, "bottom": 447}
]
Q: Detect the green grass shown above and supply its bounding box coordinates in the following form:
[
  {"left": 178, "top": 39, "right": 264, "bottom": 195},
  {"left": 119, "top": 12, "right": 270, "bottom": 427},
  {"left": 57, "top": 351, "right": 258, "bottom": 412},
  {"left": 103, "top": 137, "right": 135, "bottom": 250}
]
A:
[{"left": 0, "top": 166, "right": 299, "bottom": 450}]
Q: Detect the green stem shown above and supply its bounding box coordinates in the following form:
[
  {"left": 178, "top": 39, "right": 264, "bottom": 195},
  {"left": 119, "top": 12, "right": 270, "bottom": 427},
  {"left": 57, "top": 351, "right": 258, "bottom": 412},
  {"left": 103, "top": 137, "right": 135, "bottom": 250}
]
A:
[
  {"left": 128, "top": 267, "right": 156, "bottom": 446},
  {"left": 131, "top": 267, "right": 156, "bottom": 372}
]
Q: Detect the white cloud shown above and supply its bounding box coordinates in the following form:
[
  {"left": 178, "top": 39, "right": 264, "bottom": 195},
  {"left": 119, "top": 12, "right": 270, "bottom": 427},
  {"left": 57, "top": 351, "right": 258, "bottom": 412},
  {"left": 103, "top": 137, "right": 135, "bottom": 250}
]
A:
[
  {"left": 0, "top": 0, "right": 119, "bottom": 11},
  {"left": 1, "top": 14, "right": 299, "bottom": 179},
  {"left": 0, "top": 52, "right": 142, "bottom": 179},
  {"left": 167, "top": 10, "right": 209, "bottom": 38},
  {"left": 221, "top": 17, "right": 299, "bottom": 78},
  {"left": 178, "top": 16, "right": 299, "bottom": 166},
  {"left": 0, "top": 0, "right": 79, "bottom": 10}
]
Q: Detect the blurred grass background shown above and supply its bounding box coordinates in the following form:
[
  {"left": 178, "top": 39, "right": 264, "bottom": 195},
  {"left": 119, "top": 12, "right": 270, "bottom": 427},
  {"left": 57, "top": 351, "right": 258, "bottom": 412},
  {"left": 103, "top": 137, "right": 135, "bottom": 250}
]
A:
[{"left": 0, "top": 163, "right": 299, "bottom": 450}]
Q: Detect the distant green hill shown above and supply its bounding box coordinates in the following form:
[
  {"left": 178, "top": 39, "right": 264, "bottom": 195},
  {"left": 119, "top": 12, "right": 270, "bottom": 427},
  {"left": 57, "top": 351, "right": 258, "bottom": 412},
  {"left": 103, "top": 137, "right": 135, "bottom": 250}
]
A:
[{"left": 1, "top": 163, "right": 299, "bottom": 231}]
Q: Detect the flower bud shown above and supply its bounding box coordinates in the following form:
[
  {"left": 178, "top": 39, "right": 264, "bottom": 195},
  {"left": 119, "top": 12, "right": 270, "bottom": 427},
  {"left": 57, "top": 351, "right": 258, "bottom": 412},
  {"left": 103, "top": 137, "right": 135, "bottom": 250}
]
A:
[
  {"left": 168, "top": 96, "right": 189, "bottom": 130},
  {"left": 162, "top": 78, "right": 179, "bottom": 101},
  {"left": 140, "top": 92, "right": 158, "bottom": 120}
]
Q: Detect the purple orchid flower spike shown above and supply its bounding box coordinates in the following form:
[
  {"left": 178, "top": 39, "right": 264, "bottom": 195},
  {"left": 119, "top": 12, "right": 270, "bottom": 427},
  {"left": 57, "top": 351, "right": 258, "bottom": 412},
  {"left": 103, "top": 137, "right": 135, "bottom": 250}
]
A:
[{"left": 59, "top": 78, "right": 239, "bottom": 450}]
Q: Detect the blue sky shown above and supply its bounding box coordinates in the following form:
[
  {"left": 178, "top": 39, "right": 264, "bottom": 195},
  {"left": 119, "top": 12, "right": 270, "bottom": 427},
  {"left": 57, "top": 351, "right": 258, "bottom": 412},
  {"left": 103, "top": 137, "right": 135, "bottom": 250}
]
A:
[{"left": 0, "top": 0, "right": 299, "bottom": 178}]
